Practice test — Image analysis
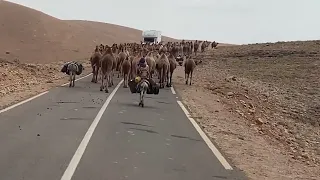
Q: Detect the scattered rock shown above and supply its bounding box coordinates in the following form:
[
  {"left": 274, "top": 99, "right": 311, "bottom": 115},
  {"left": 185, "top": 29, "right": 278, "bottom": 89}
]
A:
[
  {"left": 256, "top": 118, "right": 264, "bottom": 125},
  {"left": 227, "top": 92, "right": 234, "bottom": 96},
  {"left": 226, "top": 75, "right": 236, "bottom": 82},
  {"left": 238, "top": 136, "right": 245, "bottom": 140},
  {"left": 248, "top": 108, "right": 256, "bottom": 114},
  {"left": 301, "top": 153, "right": 309, "bottom": 159},
  {"left": 5, "top": 51, "right": 10, "bottom": 54},
  {"left": 37, "top": 134, "right": 40, "bottom": 136}
]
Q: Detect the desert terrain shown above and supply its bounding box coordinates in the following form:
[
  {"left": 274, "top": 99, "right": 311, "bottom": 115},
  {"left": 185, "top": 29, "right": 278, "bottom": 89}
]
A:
[
  {"left": 1, "top": 1, "right": 319, "bottom": 180},
  {"left": 173, "top": 40, "right": 320, "bottom": 180},
  {"left": 0, "top": 0, "right": 176, "bottom": 109}
]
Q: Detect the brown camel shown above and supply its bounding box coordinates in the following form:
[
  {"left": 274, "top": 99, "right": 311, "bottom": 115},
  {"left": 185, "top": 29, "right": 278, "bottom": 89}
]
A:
[
  {"left": 184, "top": 55, "right": 196, "bottom": 85},
  {"left": 122, "top": 56, "right": 131, "bottom": 88},
  {"left": 145, "top": 51, "right": 156, "bottom": 78},
  {"left": 100, "top": 47, "right": 114, "bottom": 93},
  {"left": 90, "top": 46, "right": 102, "bottom": 83},
  {"left": 194, "top": 41, "right": 199, "bottom": 56},
  {"left": 167, "top": 52, "right": 177, "bottom": 87},
  {"left": 117, "top": 49, "right": 127, "bottom": 78},
  {"left": 156, "top": 52, "right": 169, "bottom": 88}
]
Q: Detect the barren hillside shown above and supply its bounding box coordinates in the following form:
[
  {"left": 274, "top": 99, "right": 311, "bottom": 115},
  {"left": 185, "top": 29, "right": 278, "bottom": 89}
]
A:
[
  {"left": 173, "top": 40, "right": 320, "bottom": 180},
  {"left": 0, "top": 1, "right": 176, "bottom": 64}
]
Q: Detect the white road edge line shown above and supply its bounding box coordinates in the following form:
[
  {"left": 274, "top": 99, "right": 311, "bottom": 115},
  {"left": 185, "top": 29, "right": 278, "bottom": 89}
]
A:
[
  {"left": 170, "top": 86, "right": 176, "bottom": 94},
  {"left": 0, "top": 73, "right": 93, "bottom": 114},
  {"left": 177, "top": 100, "right": 233, "bottom": 170},
  {"left": 0, "top": 91, "right": 49, "bottom": 114},
  {"left": 61, "top": 73, "right": 93, "bottom": 86},
  {"left": 60, "top": 79, "right": 124, "bottom": 180}
]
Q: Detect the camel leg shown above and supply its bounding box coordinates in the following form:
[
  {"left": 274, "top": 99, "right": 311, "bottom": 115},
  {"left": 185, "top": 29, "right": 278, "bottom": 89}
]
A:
[
  {"left": 189, "top": 71, "right": 193, "bottom": 85},
  {"left": 166, "top": 70, "right": 170, "bottom": 87},
  {"left": 111, "top": 71, "right": 114, "bottom": 86},
  {"left": 117, "top": 63, "right": 120, "bottom": 78},
  {"left": 94, "top": 67, "right": 99, "bottom": 83},
  {"left": 186, "top": 73, "right": 189, "bottom": 85},
  {"left": 100, "top": 74, "right": 104, "bottom": 91},
  {"left": 91, "top": 66, "right": 95, "bottom": 82},
  {"left": 123, "top": 73, "right": 126, "bottom": 88},
  {"left": 108, "top": 72, "right": 113, "bottom": 87},
  {"left": 159, "top": 69, "right": 163, "bottom": 88},
  {"left": 119, "top": 62, "right": 123, "bottom": 78},
  {"left": 69, "top": 72, "right": 72, "bottom": 87},
  {"left": 105, "top": 74, "right": 109, "bottom": 93},
  {"left": 117, "top": 67, "right": 120, "bottom": 78},
  {"left": 126, "top": 74, "right": 129, "bottom": 88},
  {"left": 170, "top": 71, "right": 173, "bottom": 87}
]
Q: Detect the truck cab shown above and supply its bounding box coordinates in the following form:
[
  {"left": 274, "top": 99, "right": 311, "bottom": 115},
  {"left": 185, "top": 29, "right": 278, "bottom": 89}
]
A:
[{"left": 142, "top": 30, "right": 162, "bottom": 44}]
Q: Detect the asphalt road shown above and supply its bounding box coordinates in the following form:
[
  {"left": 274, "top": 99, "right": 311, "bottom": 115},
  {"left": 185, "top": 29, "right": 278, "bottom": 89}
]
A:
[{"left": 0, "top": 75, "right": 247, "bottom": 180}]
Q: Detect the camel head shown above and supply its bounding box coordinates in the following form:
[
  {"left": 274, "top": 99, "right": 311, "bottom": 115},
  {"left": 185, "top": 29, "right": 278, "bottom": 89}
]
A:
[
  {"left": 94, "top": 46, "right": 99, "bottom": 52},
  {"left": 105, "top": 46, "right": 113, "bottom": 54}
]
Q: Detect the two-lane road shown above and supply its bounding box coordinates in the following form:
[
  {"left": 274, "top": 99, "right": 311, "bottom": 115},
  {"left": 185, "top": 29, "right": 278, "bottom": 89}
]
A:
[{"left": 0, "top": 75, "right": 246, "bottom": 180}]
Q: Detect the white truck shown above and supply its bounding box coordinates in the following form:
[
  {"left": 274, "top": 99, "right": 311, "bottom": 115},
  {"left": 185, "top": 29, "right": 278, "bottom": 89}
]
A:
[{"left": 142, "top": 30, "right": 162, "bottom": 44}]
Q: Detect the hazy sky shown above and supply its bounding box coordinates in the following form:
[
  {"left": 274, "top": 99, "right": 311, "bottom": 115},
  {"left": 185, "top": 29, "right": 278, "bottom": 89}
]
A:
[{"left": 7, "top": 0, "right": 320, "bottom": 44}]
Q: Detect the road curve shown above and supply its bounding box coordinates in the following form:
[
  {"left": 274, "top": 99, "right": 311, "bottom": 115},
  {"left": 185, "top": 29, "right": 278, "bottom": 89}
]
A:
[{"left": 0, "top": 75, "right": 247, "bottom": 180}]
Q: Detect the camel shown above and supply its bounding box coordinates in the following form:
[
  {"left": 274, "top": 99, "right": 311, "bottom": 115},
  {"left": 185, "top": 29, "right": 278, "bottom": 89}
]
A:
[
  {"left": 111, "top": 48, "right": 118, "bottom": 86},
  {"left": 90, "top": 46, "right": 102, "bottom": 83},
  {"left": 167, "top": 52, "right": 177, "bottom": 87},
  {"left": 184, "top": 55, "right": 196, "bottom": 85},
  {"left": 156, "top": 52, "right": 169, "bottom": 88},
  {"left": 211, "top": 41, "right": 219, "bottom": 49},
  {"left": 194, "top": 41, "right": 199, "bottom": 56},
  {"left": 117, "top": 48, "right": 127, "bottom": 78},
  {"left": 128, "top": 55, "right": 135, "bottom": 80},
  {"left": 122, "top": 56, "right": 131, "bottom": 88},
  {"left": 100, "top": 47, "right": 114, "bottom": 93},
  {"left": 131, "top": 55, "right": 140, "bottom": 80},
  {"left": 145, "top": 51, "right": 156, "bottom": 78}
]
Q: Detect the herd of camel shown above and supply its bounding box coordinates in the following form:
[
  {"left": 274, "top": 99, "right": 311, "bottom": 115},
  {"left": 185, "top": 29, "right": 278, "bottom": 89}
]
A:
[{"left": 89, "top": 40, "right": 219, "bottom": 93}]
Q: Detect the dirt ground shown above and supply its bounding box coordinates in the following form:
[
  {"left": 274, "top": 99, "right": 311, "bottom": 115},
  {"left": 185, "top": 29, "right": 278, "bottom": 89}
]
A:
[
  {"left": 173, "top": 40, "right": 320, "bottom": 180},
  {"left": 0, "top": 58, "right": 91, "bottom": 110}
]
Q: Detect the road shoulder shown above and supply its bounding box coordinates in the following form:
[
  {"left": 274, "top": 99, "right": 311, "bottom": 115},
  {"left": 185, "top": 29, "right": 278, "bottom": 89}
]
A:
[{"left": 172, "top": 66, "right": 320, "bottom": 180}]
